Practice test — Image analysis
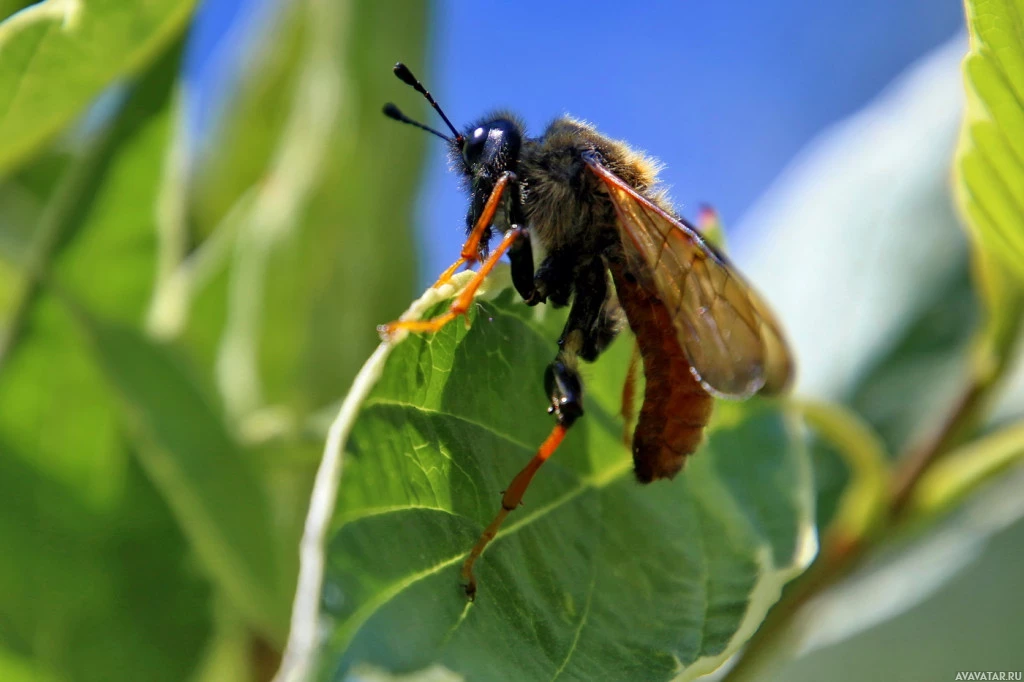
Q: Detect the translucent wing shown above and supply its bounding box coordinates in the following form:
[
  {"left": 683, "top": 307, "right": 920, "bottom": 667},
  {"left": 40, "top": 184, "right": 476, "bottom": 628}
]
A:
[{"left": 583, "top": 151, "right": 793, "bottom": 399}]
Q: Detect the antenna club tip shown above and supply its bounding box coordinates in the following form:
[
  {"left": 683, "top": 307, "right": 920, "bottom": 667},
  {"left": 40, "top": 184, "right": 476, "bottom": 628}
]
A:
[
  {"left": 393, "top": 62, "right": 417, "bottom": 87},
  {"left": 382, "top": 102, "right": 402, "bottom": 119}
]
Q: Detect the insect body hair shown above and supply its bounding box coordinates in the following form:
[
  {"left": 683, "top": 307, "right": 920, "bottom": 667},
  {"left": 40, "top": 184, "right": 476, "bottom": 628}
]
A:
[{"left": 518, "top": 116, "right": 670, "bottom": 256}]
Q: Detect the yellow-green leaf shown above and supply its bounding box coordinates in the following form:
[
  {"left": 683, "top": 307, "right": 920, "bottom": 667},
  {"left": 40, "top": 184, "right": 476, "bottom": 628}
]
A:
[
  {"left": 0, "top": 0, "right": 197, "bottom": 175},
  {"left": 955, "top": 0, "right": 1024, "bottom": 283}
]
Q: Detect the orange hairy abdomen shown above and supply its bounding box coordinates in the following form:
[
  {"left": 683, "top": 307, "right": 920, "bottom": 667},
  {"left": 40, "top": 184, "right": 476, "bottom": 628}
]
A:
[{"left": 611, "top": 267, "right": 714, "bottom": 483}]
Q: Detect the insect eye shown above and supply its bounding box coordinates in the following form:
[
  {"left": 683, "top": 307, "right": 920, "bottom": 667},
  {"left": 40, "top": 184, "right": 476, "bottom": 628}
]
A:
[{"left": 462, "top": 126, "right": 488, "bottom": 164}]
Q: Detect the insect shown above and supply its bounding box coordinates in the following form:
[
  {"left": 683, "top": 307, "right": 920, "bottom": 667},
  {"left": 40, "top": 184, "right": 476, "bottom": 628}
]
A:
[{"left": 380, "top": 63, "right": 794, "bottom": 599}]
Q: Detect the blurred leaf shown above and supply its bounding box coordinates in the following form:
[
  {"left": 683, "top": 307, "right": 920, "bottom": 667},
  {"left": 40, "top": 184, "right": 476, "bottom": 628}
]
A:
[
  {"left": 188, "top": 6, "right": 306, "bottom": 239},
  {"left": 736, "top": 38, "right": 967, "bottom": 407},
  {"left": 0, "top": 293, "right": 212, "bottom": 682},
  {"left": 911, "top": 421, "right": 1024, "bottom": 517},
  {"left": 793, "top": 402, "right": 888, "bottom": 543},
  {"left": 0, "top": 1, "right": 34, "bottom": 23},
  {"left": 736, "top": 33, "right": 1024, "bottom": 668},
  {"left": 52, "top": 46, "right": 186, "bottom": 324},
  {"left": 0, "top": 430, "right": 213, "bottom": 682},
  {"left": 78, "top": 309, "right": 290, "bottom": 643},
  {"left": 0, "top": 37, "right": 185, "bottom": 364},
  {"left": 182, "top": 0, "right": 426, "bottom": 425},
  {"left": 0, "top": 34, "right": 182, "bottom": 501},
  {"left": 768, "top": 512, "right": 1024, "bottom": 682},
  {"left": 965, "top": 248, "right": 1024, "bottom": 410},
  {"left": 0, "top": 148, "right": 72, "bottom": 269},
  {"left": 737, "top": 40, "right": 969, "bottom": 520},
  {"left": 0, "top": 646, "right": 60, "bottom": 682},
  {"left": 348, "top": 663, "right": 464, "bottom": 682},
  {"left": 0, "top": 291, "right": 127, "bottom": 509},
  {"left": 845, "top": 262, "right": 977, "bottom": 455},
  {"left": 0, "top": 0, "right": 197, "bottom": 176},
  {"left": 955, "top": 0, "right": 1024, "bottom": 284},
  {"left": 0, "top": 145, "right": 75, "bottom": 328},
  {"left": 0, "top": 36, "right": 216, "bottom": 682},
  {"left": 730, "top": 36, "right": 1024, "bottom": 655},
  {"left": 783, "top": 464, "right": 1024, "bottom": 670},
  {"left": 949, "top": 0, "right": 1024, "bottom": 455},
  {"left": 290, "top": 275, "right": 814, "bottom": 682}
]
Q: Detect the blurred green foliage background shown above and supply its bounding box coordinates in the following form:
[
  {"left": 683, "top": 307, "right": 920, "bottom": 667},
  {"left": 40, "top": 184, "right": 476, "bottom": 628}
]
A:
[
  {"left": 0, "top": 0, "right": 1021, "bottom": 681},
  {"left": 0, "top": 1, "right": 428, "bottom": 680}
]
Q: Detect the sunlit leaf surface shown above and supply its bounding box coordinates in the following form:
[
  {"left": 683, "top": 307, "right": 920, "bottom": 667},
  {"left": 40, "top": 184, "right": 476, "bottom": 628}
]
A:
[
  {"left": 956, "top": 0, "right": 1024, "bottom": 283},
  {"left": 309, "top": 278, "right": 815, "bottom": 682},
  {"left": 0, "top": 0, "right": 197, "bottom": 175}
]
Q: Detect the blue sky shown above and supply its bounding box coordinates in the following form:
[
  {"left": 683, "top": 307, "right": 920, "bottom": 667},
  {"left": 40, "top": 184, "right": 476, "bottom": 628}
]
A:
[{"left": 185, "top": 0, "right": 963, "bottom": 282}]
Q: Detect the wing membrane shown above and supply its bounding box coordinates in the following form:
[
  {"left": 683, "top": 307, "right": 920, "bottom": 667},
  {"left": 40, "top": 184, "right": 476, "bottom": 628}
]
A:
[{"left": 583, "top": 152, "right": 793, "bottom": 398}]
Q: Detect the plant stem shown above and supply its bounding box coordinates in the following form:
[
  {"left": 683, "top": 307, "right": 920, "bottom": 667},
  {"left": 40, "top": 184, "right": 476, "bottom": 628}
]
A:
[
  {"left": 888, "top": 377, "right": 989, "bottom": 516},
  {"left": 723, "top": 359, "right": 1012, "bottom": 681}
]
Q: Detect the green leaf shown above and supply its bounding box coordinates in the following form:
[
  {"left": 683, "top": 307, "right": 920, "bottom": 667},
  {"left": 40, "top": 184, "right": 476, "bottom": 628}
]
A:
[
  {"left": 76, "top": 308, "right": 291, "bottom": 643},
  {"left": 281, "top": 272, "right": 815, "bottom": 682},
  {"left": 792, "top": 402, "right": 889, "bottom": 543},
  {"left": 0, "top": 646, "right": 60, "bottom": 682},
  {"left": 0, "top": 294, "right": 212, "bottom": 682},
  {"left": 0, "top": 1, "right": 34, "bottom": 24},
  {"left": 911, "top": 421, "right": 1024, "bottom": 517},
  {"left": 734, "top": 38, "right": 969, "bottom": 533},
  {"left": 0, "top": 35, "right": 182, "bottom": 501},
  {"left": 0, "top": 35, "right": 185, "bottom": 366},
  {"left": 0, "top": 0, "right": 197, "bottom": 175},
  {"left": 955, "top": 0, "right": 1024, "bottom": 285},
  {"left": 176, "top": 0, "right": 427, "bottom": 428},
  {"left": 0, "top": 37, "right": 218, "bottom": 682},
  {"left": 951, "top": 0, "right": 1024, "bottom": 462}
]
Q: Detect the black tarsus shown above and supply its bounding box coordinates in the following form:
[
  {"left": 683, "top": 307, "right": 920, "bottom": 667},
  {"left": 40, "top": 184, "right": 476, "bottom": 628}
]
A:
[
  {"left": 544, "top": 361, "right": 584, "bottom": 427},
  {"left": 499, "top": 178, "right": 542, "bottom": 304},
  {"left": 509, "top": 230, "right": 539, "bottom": 305},
  {"left": 541, "top": 258, "right": 623, "bottom": 429}
]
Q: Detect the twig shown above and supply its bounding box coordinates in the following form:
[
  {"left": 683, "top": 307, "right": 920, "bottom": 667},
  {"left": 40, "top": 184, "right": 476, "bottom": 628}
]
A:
[
  {"left": 723, "top": 352, "right": 1016, "bottom": 681},
  {"left": 888, "top": 378, "right": 989, "bottom": 516}
]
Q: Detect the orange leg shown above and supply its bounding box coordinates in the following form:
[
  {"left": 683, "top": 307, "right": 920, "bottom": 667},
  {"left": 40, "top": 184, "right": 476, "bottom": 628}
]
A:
[
  {"left": 461, "top": 423, "right": 569, "bottom": 599},
  {"left": 432, "top": 172, "right": 512, "bottom": 288},
  {"left": 381, "top": 228, "right": 522, "bottom": 338},
  {"left": 621, "top": 339, "right": 641, "bottom": 448},
  {"left": 432, "top": 256, "right": 468, "bottom": 289}
]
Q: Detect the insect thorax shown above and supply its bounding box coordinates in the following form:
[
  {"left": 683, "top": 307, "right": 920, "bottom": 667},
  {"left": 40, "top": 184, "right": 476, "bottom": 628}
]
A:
[{"left": 519, "top": 116, "right": 665, "bottom": 257}]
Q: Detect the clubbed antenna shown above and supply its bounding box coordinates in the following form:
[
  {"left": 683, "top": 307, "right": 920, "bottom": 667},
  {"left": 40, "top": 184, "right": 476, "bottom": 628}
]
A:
[
  {"left": 392, "top": 62, "right": 463, "bottom": 144},
  {"left": 382, "top": 103, "right": 453, "bottom": 142}
]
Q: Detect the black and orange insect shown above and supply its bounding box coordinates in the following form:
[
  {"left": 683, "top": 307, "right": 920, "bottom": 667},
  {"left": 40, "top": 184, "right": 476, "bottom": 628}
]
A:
[{"left": 380, "top": 63, "right": 794, "bottom": 599}]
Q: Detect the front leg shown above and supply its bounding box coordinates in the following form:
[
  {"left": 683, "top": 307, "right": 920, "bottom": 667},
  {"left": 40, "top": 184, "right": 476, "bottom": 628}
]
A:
[
  {"left": 380, "top": 228, "right": 523, "bottom": 338},
  {"left": 433, "top": 171, "right": 514, "bottom": 288},
  {"left": 509, "top": 228, "right": 541, "bottom": 305}
]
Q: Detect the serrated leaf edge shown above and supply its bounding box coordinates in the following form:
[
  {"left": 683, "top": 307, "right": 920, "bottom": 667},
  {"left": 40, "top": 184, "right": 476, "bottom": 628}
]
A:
[
  {"left": 273, "top": 268, "right": 504, "bottom": 682},
  {"left": 676, "top": 410, "right": 817, "bottom": 681}
]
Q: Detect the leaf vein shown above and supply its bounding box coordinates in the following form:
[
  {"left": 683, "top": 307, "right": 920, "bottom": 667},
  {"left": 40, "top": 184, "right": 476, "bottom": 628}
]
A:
[
  {"left": 333, "top": 458, "right": 633, "bottom": 654},
  {"left": 362, "top": 397, "right": 537, "bottom": 453},
  {"left": 549, "top": 538, "right": 599, "bottom": 681}
]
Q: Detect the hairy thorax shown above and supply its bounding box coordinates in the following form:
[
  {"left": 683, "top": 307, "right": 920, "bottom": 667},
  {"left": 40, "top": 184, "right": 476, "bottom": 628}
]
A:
[{"left": 518, "top": 116, "right": 665, "bottom": 256}]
